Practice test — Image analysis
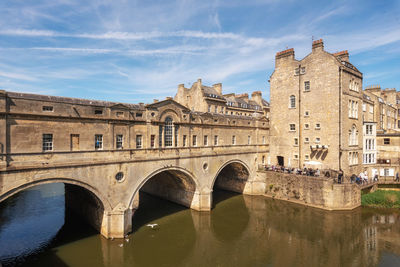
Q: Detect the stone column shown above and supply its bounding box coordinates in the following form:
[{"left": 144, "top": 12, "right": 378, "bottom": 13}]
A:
[
  {"left": 101, "top": 204, "right": 134, "bottom": 239},
  {"left": 190, "top": 190, "right": 212, "bottom": 211}
]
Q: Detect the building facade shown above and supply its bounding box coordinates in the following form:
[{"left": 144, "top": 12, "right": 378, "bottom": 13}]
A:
[{"left": 269, "top": 39, "right": 363, "bottom": 174}]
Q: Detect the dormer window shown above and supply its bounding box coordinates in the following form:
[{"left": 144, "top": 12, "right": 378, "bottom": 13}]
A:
[{"left": 94, "top": 109, "right": 103, "bottom": 115}]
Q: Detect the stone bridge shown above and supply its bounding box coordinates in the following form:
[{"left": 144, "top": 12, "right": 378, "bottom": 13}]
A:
[{"left": 0, "top": 145, "right": 267, "bottom": 238}]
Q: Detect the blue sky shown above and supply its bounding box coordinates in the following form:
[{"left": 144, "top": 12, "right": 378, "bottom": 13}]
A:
[{"left": 0, "top": 0, "right": 399, "bottom": 103}]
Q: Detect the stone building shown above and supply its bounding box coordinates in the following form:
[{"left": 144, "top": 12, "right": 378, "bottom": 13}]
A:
[
  {"left": 174, "top": 79, "right": 269, "bottom": 118},
  {"left": 269, "top": 39, "right": 363, "bottom": 175},
  {"left": 0, "top": 89, "right": 269, "bottom": 167},
  {"left": 364, "top": 85, "right": 398, "bottom": 132},
  {"left": 361, "top": 85, "right": 400, "bottom": 177}
]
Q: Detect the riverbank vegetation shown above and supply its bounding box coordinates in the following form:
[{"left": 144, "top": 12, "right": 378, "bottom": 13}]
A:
[{"left": 362, "top": 190, "right": 400, "bottom": 208}]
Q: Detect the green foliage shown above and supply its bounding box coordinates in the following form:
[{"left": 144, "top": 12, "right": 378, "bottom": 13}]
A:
[
  {"left": 362, "top": 190, "right": 400, "bottom": 208},
  {"left": 269, "top": 184, "right": 274, "bottom": 190}
]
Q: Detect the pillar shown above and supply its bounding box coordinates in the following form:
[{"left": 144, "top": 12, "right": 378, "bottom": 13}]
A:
[
  {"left": 101, "top": 204, "right": 134, "bottom": 239},
  {"left": 190, "top": 190, "right": 212, "bottom": 211}
]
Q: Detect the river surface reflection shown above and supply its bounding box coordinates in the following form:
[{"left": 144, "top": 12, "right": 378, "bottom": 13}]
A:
[{"left": 1, "top": 184, "right": 400, "bottom": 266}]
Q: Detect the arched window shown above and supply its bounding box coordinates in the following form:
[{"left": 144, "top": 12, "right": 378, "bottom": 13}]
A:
[
  {"left": 289, "top": 95, "right": 296, "bottom": 108},
  {"left": 164, "top": 117, "right": 173, "bottom": 147}
]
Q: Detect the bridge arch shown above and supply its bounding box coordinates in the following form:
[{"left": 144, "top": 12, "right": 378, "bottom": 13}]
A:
[
  {"left": 0, "top": 177, "right": 111, "bottom": 237},
  {"left": 129, "top": 166, "right": 200, "bottom": 211},
  {"left": 0, "top": 177, "right": 111, "bottom": 211},
  {"left": 211, "top": 159, "right": 251, "bottom": 194}
]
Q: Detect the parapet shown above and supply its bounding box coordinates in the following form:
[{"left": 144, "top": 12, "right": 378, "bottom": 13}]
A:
[{"left": 365, "top": 85, "right": 382, "bottom": 91}]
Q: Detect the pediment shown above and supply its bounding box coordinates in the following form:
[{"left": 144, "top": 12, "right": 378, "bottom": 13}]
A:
[
  {"left": 146, "top": 99, "right": 190, "bottom": 112},
  {"left": 109, "top": 103, "right": 131, "bottom": 110}
]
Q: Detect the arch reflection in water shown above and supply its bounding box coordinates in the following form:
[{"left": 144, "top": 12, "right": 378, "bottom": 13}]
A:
[{"left": 2, "top": 182, "right": 400, "bottom": 266}]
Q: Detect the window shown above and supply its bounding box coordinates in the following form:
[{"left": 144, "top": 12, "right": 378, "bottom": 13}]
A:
[
  {"left": 369, "top": 106, "right": 373, "bottom": 114},
  {"left": 42, "top": 134, "right": 53, "bottom": 151},
  {"left": 193, "top": 135, "right": 197, "bottom": 146},
  {"left": 135, "top": 113, "right": 143, "bottom": 118},
  {"left": 384, "top": 138, "right": 390, "bottom": 145},
  {"left": 232, "top": 135, "right": 236, "bottom": 145},
  {"left": 159, "top": 125, "right": 163, "bottom": 147},
  {"left": 208, "top": 105, "right": 211, "bottom": 113},
  {"left": 42, "top": 106, "right": 53, "bottom": 112},
  {"left": 304, "top": 123, "right": 310, "bottom": 130},
  {"left": 349, "top": 152, "right": 359, "bottom": 165},
  {"left": 289, "top": 95, "right": 296, "bottom": 108},
  {"left": 294, "top": 138, "right": 298, "bottom": 146},
  {"left": 289, "top": 124, "right": 296, "bottom": 131},
  {"left": 349, "top": 125, "right": 358, "bottom": 146},
  {"left": 136, "top": 135, "right": 142, "bottom": 148},
  {"left": 95, "top": 134, "right": 103, "bottom": 150},
  {"left": 116, "top": 111, "right": 124, "bottom": 117},
  {"left": 262, "top": 136, "right": 266, "bottom": 144},
  {"left": 204, "top": 135, "right": 208, "bottom": 146},
  {"left": 221, "top": 107, "right": 224, "bottom": 113},
  {"left": 182, "top": 135, "right": 187, "bottom": 147},
  {"left": 174, "top": 125, "right": 179, "bottom": 147},
  {"left": 248, "top": 136, "right": 251, "bottom": 145},
  {"left": 348, "top": 100, "right": 358, "bottom": 119},
  {"left": 362, "top": 104, "right": 366, "bottom": 112},
  {"left": 315, "top": 123, "right": 321, "bottom": 129},
  {"left": 214, "top": 135, "right": 218, "bottom": 146},
  {"left": 262, "top": 156, "right": 265, "bottom": 164},
  {"left": 164, "top": 117, "right": 173, "bottom": 147},
  {"left": 300, "top": 67, "right": 306, "bottom": 74},
  {"left": 116, "top": 134, "right": 123, "bottom": 149},
  {"left": 304, "top": 137, "right": 309, "bottom": 143},
  {"left": 94, "top": 109, "right": 103, "bottom": 115},
  {"left": 294, "top": 154, "right": 299, "bottom": 159},
  {"left": 150, "top": 135, "right": 155, "bottom": 148},
  {"left": 304, "top": 81, "right": 310, "bottom": 92},
  {"left": 305, "top": 154, "right": 310, "bottom": 160},
  {"left": 304, "top": 111, "right": 309, "bottom": 117},
  {"left": 294, "top": 68, "right": 300, "bottom": 75},
  {"left": 315, "top": 137, "right": 320, "bottom": 143},
  {"left": 214, "top": 106, "right": 218, "bottom": 113}
]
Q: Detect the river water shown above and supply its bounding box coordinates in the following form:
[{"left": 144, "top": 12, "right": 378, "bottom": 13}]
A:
[{"left": 1, "top": 183, "right": 400, "bottom": 267}]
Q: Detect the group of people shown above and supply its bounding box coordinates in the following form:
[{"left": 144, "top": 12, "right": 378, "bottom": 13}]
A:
[
  {"left": 264, "top": 165, "right": 400, "bottom": 185},
  {"left": 349, "top": 171, "right": 372, "bottom": 185},
  {"left": 264, "top": 165, "right": 322, "bottom": 177}
]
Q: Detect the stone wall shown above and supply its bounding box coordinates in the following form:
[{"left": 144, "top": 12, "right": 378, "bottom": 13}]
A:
[{"left": 260, "top": 171, "right": 360, "bottom": 210}]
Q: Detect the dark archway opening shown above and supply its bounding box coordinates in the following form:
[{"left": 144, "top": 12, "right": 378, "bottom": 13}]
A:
[
  {"left": 213, "top": 162, "right": 249, "bottom": 207},
  {"left": 132, "top": 170, "right": 196, "bottom": 232},
  {"left": 0, "top": 183, "right": 104, "bottom": 266}
]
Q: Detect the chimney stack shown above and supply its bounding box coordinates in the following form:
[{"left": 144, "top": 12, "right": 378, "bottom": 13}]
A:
[
  {"left": 251, "top": 91, "right": 263, "bottom": 106},
  {"left": 312, "top": 39, "right": 324, "bottom": 52},
  {"left": 213, "top": 83, "right": 222, "bottom": 95},
  {"left": 333, "top": 50, "right": 349, "bottom": 62}
]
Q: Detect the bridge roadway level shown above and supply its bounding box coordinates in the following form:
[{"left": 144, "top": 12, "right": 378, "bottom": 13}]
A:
[{"left": 0, "top": 145, "right": 268, "bottom": 238}]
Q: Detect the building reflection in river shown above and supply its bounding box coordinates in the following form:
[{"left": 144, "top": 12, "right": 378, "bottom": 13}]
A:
[{"left": 1, "top": 185, "right": 400, "bottom": 266}]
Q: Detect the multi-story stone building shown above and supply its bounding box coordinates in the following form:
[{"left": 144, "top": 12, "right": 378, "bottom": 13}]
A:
[
  {"left": 174, "top": 79, "right": 269, "bottom": 118},
  {"left": 364, "top": 85, "right": 398, "bottom": 132},
  {"left": 269, "top": 39, "right": 363, "bottom": 175},
  {"left": 0, "top": 88, "right": 269, "bottom": 168}
]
